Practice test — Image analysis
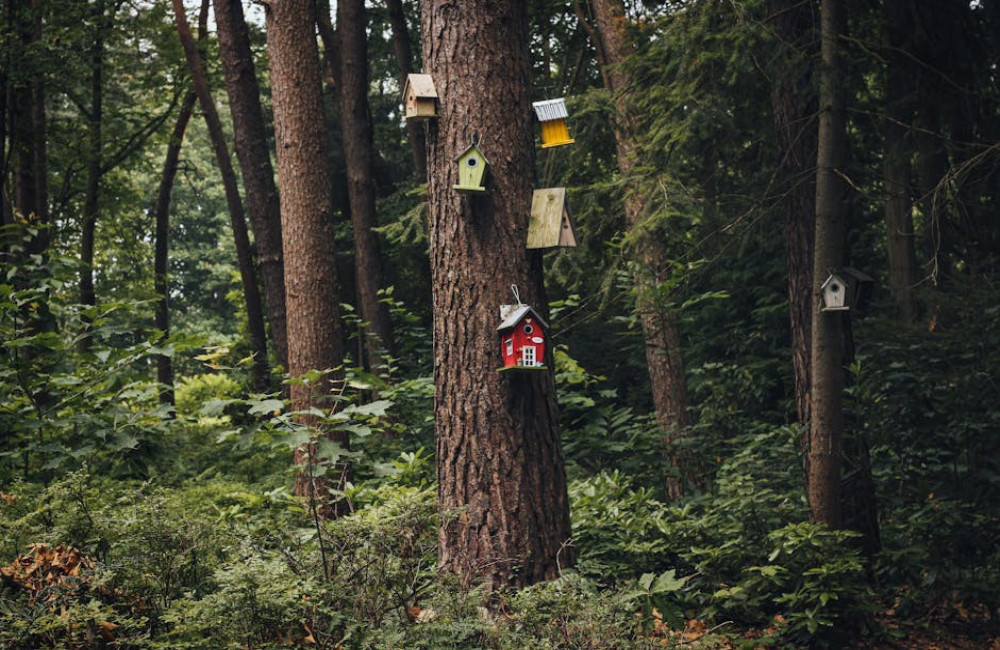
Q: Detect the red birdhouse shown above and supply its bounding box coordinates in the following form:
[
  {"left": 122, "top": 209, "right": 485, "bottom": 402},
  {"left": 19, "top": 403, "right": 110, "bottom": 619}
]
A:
[{"left": 497, "top": 304, "right": 548, "bottom": 372}]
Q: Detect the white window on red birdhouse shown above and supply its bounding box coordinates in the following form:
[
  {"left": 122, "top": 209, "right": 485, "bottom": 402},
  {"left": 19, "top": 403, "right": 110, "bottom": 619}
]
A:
[
  {"left": 521, "top": 346, "right": 536, "bottom": 366},
  {"left": 505, "top": 339, "right": 513, "bottom": 356}
]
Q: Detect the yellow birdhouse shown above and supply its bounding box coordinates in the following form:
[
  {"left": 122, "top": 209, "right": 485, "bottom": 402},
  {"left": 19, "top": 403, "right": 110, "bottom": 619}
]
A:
[
  {"left": 532, "top": 98, "right": 575, "bottom": 148},
  {"left": 402, "top": 73, "right": 438, "bottom": 120},
  {"left": 453, "top": 143, "right": 490, "bottom": 194},
  {"left": 527, "top": 188, "right": 577, "bottom": 249}
]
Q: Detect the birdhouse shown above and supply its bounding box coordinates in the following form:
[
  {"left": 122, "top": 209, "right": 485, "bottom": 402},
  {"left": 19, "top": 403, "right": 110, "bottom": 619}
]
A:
[
  {"left": 527, "top": 187, "right": 577, "bottom": 249},
  {"left": 497, "top": 303, "right": 548, "bottom": 372},
  {"left": 453, "top": 143, "right": 490, "bottom": 194},
  {"left": 401, "top": 73, "right": 437, "bottom": 120},
  {"left": 821, "top": 267, "right": 874, "bottom": 312},
  {"left": 532, "top": 98, "right": 575, "bottom": 148}
]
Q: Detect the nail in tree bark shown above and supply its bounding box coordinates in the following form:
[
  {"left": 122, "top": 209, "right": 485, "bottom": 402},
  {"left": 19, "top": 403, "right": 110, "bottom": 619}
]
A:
[
  {"left": 172, "top": 0, "right": 271, "bottom": 392},
  {"left": 265, "top": 0, "right": 347, "bottom": 508},
  {"left": 422, "top": 0, "right": 573, "bottom": 588},
  {"left": 338, "top": 0, "right": 393, "bottom": 369},
  {"left": 581, "top": 0, "right": 691, "bottom": 498},
  {"left": 214, "top": 0, "right": 289, "bottom": 373}
]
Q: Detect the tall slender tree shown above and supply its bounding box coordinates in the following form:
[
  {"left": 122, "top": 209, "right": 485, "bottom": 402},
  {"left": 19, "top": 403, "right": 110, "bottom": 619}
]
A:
[
  {"left": 385, "top": 0, "right": 426, "bottom": 180},
  {"left": 153, "top": 90, "right": 197, "bottom": 408},
  {"left": 172, "top": 0, "right": 270, "bottom": 392},
  {"left": 265, "top": 0, "right": 347, "bottom": 507},
  {"left": 883, "top": 0, "right": 918, "bottom": 322},
  {"left": 580, "top": 0, "right": 691, "bottom": 498},
  {"left": 808, "top": 0, "right": 849, "bottom": 527},
  {"left": 765, "top": 0, "right": 818, "bottom": 427},
  {"left": 214, "top": 0, "right": 289, "bottom": 374},
  {"left": 422, "top": 0, "right": 573, "bottom": 587},
  {"left": 338, "top": 0, "right": 393, "bottom": 368}
]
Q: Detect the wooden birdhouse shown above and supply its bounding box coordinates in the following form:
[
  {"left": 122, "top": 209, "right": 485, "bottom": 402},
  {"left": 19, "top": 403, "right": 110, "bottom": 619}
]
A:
[
  {"left": 527, "top": 187, "right": 577, "bottom": 249},
  {"left": 532, "top": 98, "right": 575, "bottom": 148},
  {"left": 497, "top": 304, "right": 548, "bottom": 372},
  {"left": 402, "top": 73, "right": 437, "bottom": 120},
  {"left": 821, "top": 267, "right": 873, "bottom": 312},
  {"left": 453, "top": 143, "right": 490, "bottom": 194}
]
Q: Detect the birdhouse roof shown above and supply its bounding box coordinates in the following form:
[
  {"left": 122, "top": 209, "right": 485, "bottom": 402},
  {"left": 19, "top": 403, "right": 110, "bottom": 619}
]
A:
[
  {"left": 532, "top": 98, "right": 569, "bottom": 122},
  {"left": 497, "top": 304, "right": 548, "bottom": 331},
  {"left": 454, "top": 143, "right": 490, "bottom": 165},
  {"left": 822, "top": 267, "right": 873, "bottom": 289},
  {"left": 403, "top": 73, "right": 437, "bottom": 100}
]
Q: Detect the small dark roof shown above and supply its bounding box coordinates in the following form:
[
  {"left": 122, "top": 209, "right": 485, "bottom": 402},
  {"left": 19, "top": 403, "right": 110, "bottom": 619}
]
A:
[
  {"left": 497, "top": 304, "right": 549, "bottom": 331},
  {"left": 454, "top": 142, "right": 491, "bottom": 165}
]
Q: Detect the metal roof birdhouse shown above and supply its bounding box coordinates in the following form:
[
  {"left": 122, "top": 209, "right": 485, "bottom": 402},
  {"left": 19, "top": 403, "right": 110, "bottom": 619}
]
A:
[
  {"left": 532, "top": 98, "right": 575, "bottom": 148},
  {"left": 497, "top": 303, "right": 549, "bottom": 372},
  {"left": 821, "top": 267, "right": 873, "bottom": 312},
  {"left": 402, "top": 73, "right": 438, "bottom": 120},
  {"left": 527, "top": 188, "right": 577, "bottom": 249},
  {"left": 453, "top": 142, "right": 489, "bottom": 194}
]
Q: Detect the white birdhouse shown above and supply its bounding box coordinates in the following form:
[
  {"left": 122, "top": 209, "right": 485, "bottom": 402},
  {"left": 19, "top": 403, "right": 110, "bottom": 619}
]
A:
[{"left": 821, "top": 268, "right": 873, "bottom": 312}]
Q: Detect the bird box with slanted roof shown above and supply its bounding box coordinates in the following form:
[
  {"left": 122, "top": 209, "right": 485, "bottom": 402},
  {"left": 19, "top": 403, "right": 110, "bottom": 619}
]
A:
[
  {"left": 453, "top": 143, "right": 490, "bottom": 194},
  {"left": 527, "top": 187, "right": 577, "bottom": 249},
  {"left": 401, "top": 73, "right": 438, "bottom": 120},
  {"left": 497, "top": 303, "right": 548, "bottom": 372},
  {"left": 821, "top": 267, "right": 874, "bottom": 312}
]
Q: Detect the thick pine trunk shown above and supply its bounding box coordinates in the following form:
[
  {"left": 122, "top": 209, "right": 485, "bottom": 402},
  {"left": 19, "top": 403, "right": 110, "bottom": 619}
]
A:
[
  {"left": 808, "top": 0, "right": 848, "bottom": 528},
  {"left": 766, "top": 0, "right": 817, "bottom": 428},
  {"left": 153, "top": 91, "right": 197, "bottom": 408},
  {"left": 422, "top": 0, "right": 573, "bottom": 587},
  {"left": 385, "top": 0, "right": 427, "bottom": 180},
  {"left": 883, "top": 0, "right": 918, "bottom": 322},
  {"left": 215, "top": 0, "right": 289, "bottom": 374},
  {"left": 339, "top": 0, "right": 393, "bottom": 368},
  {"left": 265, "top": 0, "right": 347, "bottom": 508},
  {"left": 173, "top": 0, "right": 271, "bottom": 392},
  {"left": 586, "top": 0, "right": 690, "bottom": 498}
]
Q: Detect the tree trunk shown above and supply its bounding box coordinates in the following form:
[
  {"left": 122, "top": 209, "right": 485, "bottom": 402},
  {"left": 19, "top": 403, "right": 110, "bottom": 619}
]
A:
[
  {"left": 385, "top": 0, "right": 427, "bottom": 180},
  {"left": 265, "top": 0, "right": 347, "bottom": 510},
  {"left": 338, "top": 0, "right": 393, "bottom": 368},
  {"left": 172, "top": 0, "right": 271, "bottom": 392},
  {"left": 214, "top": 0, "right": 289, "bottom": 374},
  {"left": 883, "top": 0, "right": 918, "bottom": 322},
  {"left": 422, "top": 0, "right": 573, "bottom": 588},
  {"left": 79, "top": 0, "right": 108, "bottom": 351},
  {"left": 808, "top": 0, "right": 849, "bottom": 528},
  {"left": 765, "top": 0, "right": 817, "bottom": 428},
  {"left": 153, "top": 90, "right": 197, "bottom": 407},
  {"left": 584, "top": 0, "right": 690, "bottom": 498}
]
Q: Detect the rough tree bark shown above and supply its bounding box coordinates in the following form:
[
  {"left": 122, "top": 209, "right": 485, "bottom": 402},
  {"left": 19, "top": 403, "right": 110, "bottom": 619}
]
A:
[
  {"left": 338, "top": 0, "right": 393, "bottom": 368},
  {"left": 883, "top": 0, "right": 918, "bottom": 322},
  {"left": 215, "top": 0, "right": 289, "bottom": 374},
  {"left": 422, "top": 0, "right": 573, "bottom": 588},
  {"left": 265, "top": 0, "right": 347, "bottom": 508},
  {"left": 153, "top": 91, "right": 197, "bottom": 407},
  {"left": 765, "top": 0, "right": 817, "bottom": 427},
  {"left": 172, "top": 0, "right": 270, "bottom": 392},
  {"left": 808, "top": 0, "right": 849, "bottom": 527},
  {"left": 582, "top": 0, "right": 691, "bottom": 498},
  {"left": 385, "top": 0, "right": 427, "bottom": 180}
]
